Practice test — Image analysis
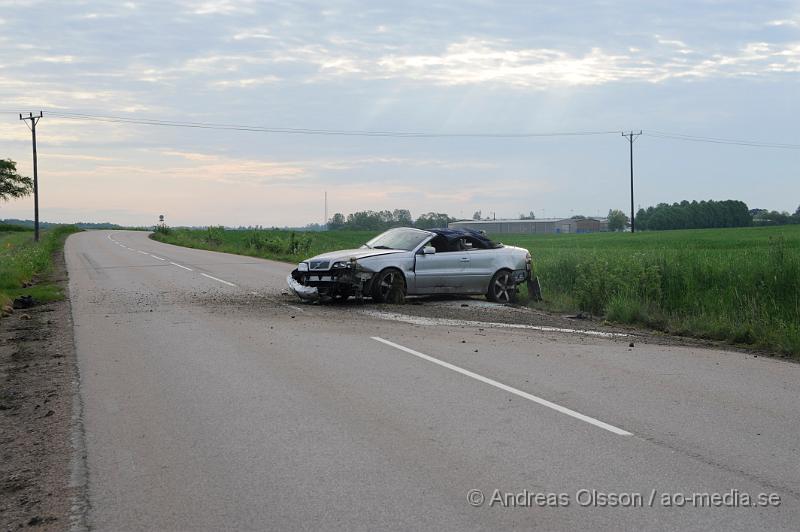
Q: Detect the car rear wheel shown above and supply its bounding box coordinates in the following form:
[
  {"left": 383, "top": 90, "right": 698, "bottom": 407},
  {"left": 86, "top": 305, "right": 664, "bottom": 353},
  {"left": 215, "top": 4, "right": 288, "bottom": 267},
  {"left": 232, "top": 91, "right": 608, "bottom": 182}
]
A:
[
  {"left": 487, "top": 269, "right": 516, "bottom": 303},
  {"left": 371, "top": 268, "right": 406, "bottom": 303}
]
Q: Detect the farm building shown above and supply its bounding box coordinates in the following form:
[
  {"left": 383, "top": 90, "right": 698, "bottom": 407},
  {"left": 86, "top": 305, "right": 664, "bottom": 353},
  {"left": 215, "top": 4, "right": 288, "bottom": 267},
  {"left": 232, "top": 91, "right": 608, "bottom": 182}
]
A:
[{"left": 448, "top": 218, "right": 609, "bottom": 234}]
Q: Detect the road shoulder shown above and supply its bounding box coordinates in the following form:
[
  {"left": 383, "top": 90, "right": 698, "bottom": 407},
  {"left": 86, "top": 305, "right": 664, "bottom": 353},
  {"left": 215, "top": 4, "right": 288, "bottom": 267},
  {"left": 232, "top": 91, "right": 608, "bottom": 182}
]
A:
[{"left": 0, "top": 243, "right": 87, "bottom": 530}]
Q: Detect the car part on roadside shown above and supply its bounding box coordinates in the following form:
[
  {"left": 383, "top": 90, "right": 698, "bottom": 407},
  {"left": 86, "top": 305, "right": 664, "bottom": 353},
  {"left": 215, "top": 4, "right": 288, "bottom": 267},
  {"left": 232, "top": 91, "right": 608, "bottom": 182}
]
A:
[{"left": 527, "top": 276, "right": 543, "bottom": 302}]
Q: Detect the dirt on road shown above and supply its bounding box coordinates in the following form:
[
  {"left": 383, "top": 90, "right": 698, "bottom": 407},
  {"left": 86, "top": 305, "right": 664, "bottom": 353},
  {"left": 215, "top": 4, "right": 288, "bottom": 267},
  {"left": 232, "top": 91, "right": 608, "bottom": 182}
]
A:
[{"left": 0, "top": 249, "right": 86, "bottom": 531}]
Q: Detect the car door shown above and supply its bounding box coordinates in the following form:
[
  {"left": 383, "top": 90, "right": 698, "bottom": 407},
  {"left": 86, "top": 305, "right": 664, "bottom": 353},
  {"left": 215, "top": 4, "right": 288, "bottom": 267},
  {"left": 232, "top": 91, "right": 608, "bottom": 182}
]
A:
[
  {"left": 413, "top": 250, "right": 469, "bottom": 293},
  {"left": 461, "top": 248, "right": 498, "bottom": 293}
]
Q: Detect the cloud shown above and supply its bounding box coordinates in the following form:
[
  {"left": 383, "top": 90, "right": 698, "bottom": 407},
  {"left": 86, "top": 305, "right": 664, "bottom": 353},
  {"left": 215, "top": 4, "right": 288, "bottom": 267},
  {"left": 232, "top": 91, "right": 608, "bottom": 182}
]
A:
[
  {"left": 766, "top": 19, "right": 799, "bottom": 27},
  {"left": 182, "top": 0, "right": 254, "bottom": 16},
  {"left": 268, "top": 36, "right": 800, "bottom": 88}
]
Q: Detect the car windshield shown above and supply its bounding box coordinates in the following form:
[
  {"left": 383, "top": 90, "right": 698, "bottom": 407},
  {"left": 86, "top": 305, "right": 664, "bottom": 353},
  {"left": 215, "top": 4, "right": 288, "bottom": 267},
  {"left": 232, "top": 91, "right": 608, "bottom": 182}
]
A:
[{"left": 363, "top": 228, "right": 430, "bottom": 251}]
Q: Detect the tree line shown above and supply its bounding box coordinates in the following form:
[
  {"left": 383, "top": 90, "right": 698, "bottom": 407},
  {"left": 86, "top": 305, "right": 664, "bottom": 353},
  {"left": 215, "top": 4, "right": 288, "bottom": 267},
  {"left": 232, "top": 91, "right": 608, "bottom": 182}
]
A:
[
  {"left": 327, "top": 210, "right": 456, "bottom": 230},
  {"left": 635, "top": 200, "right": 753, "bottom": 231}
]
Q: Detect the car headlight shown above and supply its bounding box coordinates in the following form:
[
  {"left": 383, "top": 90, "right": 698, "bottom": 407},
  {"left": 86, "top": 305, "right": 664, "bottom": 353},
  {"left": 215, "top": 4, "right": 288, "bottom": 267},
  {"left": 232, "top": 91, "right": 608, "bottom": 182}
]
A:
[
  {"left": 332, "top": 261, "right": 352, "bottom": 269},
  {"left": 298, "top": 262, "right": 309, "bottom": 272},
  {"left": 525, "top": 252, "right": 531, "bottom": 263}
]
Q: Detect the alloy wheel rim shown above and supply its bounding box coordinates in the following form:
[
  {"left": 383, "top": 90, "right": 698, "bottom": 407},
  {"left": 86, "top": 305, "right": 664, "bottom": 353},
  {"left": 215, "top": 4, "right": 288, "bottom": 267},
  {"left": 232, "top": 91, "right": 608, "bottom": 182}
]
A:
[
  {"left": 494, "top": 273, "right": 512, "bottom": 302},
  {"left": 380, "top": 273, "right": 394, "bottom": 298}
]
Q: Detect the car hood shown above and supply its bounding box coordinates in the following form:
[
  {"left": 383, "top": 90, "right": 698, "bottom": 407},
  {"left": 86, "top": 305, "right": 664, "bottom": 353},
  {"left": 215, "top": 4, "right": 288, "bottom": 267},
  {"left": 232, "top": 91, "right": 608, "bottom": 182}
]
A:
[{"left": 302, "top": 248, "right": 406, "bottom": 263}]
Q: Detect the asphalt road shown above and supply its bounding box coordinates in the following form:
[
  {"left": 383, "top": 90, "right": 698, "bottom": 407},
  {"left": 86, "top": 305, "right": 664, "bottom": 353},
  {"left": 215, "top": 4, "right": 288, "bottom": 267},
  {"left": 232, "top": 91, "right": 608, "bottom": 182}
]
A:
[{"left": 66, "top": 230, "right": 800, "bottom": 531}]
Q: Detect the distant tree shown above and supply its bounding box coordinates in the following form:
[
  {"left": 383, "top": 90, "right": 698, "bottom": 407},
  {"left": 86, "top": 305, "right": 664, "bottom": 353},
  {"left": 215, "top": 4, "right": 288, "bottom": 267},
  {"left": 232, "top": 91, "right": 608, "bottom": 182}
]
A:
[
  {"left": 328, "top": 212, "right": 346, "bottom": 229},
  {"left": 607, "top": 209, "right": 628, "bottom": 232},
  {"left": 570, "top": 215, "right": 587, "bottom": 220},
  {"left": 519, "top": 211, "right": 535, "bottom": 220},
  {"left": 393, "top": 209, "right": 413, "bottom": 226},
  {"left": 635, "top": 199, "right": 751, "bottom": 230},
  {"left": 795, "top": 205, "right": 800, "bottom": 217},
  {"left": 472, "top": 210, "right": 482, "bottom": 220},
  {"left": 0, "top": 159, "right": 33, "bottom": 203},
  {"left": 415, "top": 212, "right": 456, "bottom": 229},
  {"left": 753, "top": 210, "right": 797, "bottom": 226}
]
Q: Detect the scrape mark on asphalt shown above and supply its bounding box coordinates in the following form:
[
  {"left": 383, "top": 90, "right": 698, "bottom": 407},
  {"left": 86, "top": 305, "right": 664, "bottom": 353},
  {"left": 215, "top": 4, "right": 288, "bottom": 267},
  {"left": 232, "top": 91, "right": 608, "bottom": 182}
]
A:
[{"left": 361, "top": 310, "right": 628, "bottom": 338}]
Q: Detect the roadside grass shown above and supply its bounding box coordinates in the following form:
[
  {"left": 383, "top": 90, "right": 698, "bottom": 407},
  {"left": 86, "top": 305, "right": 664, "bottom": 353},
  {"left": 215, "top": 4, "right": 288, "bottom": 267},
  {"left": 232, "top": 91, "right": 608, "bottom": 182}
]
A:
[
  {"left": 151, "top": 225, "right": 800, "bottom": 357},
  {"left": 0, "top": 226, "right": 81, "bottom": 309},
  {"left": 152, "top": 226, "right": 375, "bottom": 263},
  {"left": 498, "top": 226, "right": 800, "bottom": 357},
  {"left": 0, "top": 223, "right": 30, "bottom": 232}
]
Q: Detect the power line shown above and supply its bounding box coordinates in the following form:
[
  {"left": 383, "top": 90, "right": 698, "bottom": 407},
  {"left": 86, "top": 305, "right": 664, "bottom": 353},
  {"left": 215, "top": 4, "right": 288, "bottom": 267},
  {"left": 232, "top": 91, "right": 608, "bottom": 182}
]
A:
[
  {"left": 3, "top": 108, "right": 800, "bottom": 148},
  {"left": 646, "top": 130, "right": 800, "bottom": 149},
  {"left": 42, "top": 110, "right": 622, "bottom": 138}
]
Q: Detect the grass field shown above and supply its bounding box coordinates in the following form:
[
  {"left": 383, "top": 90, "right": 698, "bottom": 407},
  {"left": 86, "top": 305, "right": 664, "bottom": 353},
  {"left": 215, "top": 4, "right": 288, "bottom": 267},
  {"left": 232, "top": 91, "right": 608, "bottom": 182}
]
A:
[
  {"left": 153, "top": 225, "right": 800, "bottom": 357},
  {"left": 0, "top": 226, "right": 81, "bottom": 310},
  {"left": 499, "top": 226, "right": 800, "bottom": 356}
]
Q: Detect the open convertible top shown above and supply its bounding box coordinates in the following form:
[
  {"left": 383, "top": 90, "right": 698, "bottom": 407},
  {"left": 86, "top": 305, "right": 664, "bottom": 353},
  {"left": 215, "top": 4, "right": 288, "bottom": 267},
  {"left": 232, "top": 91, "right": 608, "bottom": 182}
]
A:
[{"left": 429, "top": 227, "right": 501, "bottom": 249}]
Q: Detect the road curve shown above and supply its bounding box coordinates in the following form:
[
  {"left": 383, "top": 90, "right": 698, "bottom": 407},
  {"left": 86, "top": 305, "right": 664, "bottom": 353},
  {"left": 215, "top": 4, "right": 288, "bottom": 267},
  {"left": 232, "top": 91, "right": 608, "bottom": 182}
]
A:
[{"left": 66, "top": 230, "right": 800, "bottom": 531}]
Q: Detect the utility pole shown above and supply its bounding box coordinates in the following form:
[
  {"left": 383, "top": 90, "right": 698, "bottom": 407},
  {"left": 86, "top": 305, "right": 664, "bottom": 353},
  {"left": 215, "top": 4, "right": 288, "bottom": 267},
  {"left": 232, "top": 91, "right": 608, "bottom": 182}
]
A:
[
  {"left": 622, "top": 131, "right": 642, "bottom": 233},
  {"left": 20, "top": 112, "right": 43, "bottom": 241}
]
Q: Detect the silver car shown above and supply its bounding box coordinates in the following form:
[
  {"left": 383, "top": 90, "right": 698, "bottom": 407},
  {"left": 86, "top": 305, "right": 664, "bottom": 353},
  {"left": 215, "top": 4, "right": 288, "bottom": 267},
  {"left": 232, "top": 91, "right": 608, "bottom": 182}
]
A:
[{"left": 287, "top": 227, "right": 536, "bottom": 303}]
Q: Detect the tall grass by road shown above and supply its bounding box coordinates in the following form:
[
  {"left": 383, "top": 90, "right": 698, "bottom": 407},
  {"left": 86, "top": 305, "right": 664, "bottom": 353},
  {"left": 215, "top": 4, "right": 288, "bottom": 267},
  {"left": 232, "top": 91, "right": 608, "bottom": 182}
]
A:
[
  {"left": 0, "top": 226, "right": 81, "bottom": 309},
  {"left": 499, "top": 226, "right": 800, "bottom": 356},
  {"left": 153, "top": 225, "right": 800, "bottom": 357}
]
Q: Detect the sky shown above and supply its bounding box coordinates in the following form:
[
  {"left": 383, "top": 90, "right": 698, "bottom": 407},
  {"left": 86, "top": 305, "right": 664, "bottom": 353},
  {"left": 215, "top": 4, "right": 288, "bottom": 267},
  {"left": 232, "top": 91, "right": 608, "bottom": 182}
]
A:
[{"left": 0, "top": 0, "right": 798, "bottom": 227}]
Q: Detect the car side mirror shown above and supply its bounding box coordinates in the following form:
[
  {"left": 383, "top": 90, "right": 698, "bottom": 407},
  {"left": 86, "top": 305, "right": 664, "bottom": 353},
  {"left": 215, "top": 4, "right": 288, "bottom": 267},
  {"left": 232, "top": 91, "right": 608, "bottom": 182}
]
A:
[{"left": 422, "top": 246, "right": 436, "bottom": 255}]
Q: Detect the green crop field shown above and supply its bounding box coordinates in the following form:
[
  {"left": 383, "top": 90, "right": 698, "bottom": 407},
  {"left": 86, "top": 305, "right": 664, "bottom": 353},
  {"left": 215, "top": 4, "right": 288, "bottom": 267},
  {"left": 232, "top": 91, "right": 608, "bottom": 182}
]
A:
[
  {"left": 0, "top": 226, "right": 81, "bottom": 310},
  {"left": 498, "top": 226, "right": 800, "bottom": 356},
  {"left": 153, "top": 225, "right": 800, "bottom": 357},
  {"left": 152, "top": 226, "right": 375, "bottom": 263}
]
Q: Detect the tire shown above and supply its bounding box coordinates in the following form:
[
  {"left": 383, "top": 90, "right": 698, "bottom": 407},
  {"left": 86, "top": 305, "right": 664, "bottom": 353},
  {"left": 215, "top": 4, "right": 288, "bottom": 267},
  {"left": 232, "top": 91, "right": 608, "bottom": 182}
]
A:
[
  {"left": 487, "top": 269, "right": 517, "bottom": 303},
  {"left": 371, "top": 268, "right": 406, "bottom": 303}
]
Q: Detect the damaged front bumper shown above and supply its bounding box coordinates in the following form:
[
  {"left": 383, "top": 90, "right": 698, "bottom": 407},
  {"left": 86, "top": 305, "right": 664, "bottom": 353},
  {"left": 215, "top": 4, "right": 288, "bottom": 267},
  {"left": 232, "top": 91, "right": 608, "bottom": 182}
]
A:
[
  {"left": 286, "top": 273, "right": 320, "bottom": 301},
  {"left": 288, "top": 266, "right": 372, "bottom": 302}
]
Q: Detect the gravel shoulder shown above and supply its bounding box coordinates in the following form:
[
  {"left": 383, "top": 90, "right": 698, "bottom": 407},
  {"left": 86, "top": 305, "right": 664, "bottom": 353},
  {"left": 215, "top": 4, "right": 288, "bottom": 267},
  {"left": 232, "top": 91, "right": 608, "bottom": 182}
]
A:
[{"left": 0, "top": 246, "right": 86, "bottom": 531}]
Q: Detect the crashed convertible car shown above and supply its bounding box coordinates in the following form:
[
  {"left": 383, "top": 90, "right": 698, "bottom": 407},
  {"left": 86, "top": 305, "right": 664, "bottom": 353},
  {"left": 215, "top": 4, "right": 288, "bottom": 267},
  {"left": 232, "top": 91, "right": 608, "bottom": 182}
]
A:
[{"left": 287, "top": 227, "right": 538, "bottom": 303}]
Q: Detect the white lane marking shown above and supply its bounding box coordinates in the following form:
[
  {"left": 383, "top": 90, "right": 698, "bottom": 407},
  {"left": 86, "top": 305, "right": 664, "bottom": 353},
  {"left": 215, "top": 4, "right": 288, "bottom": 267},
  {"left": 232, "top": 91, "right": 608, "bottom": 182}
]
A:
[
  {"left": 201, "top": 273, "right": 237, "bottom": 287},
  {"left": 371, "top": 336, "right": 633, "bottom": 437},
  {"left": 363, "top": 310, "right": 627, "bottom": 338},
  {"left": 170, "top": 262, "right": 193, "bottom": 271},
  {"left": 137, "top": 250, "right": 149, "bottom": 255},
  {"left": 150, "top": 254, "right": 166, "bottom": 261}
]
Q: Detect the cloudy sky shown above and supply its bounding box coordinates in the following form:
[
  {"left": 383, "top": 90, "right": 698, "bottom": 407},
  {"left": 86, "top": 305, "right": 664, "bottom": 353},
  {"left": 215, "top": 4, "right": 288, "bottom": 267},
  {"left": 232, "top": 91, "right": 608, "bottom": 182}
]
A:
[{"left": 1, "top": 0, "right": 798, "bottom": 227}]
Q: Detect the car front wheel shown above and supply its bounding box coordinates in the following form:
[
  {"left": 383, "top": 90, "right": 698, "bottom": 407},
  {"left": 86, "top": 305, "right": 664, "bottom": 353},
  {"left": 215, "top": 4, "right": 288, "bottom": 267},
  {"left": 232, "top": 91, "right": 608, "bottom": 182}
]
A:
[
  {"left": 487, "top": 269, "right": 516, "bottom": 303},
  {"left": 371, "top": 268, "right": 406, "bottom": 303}
]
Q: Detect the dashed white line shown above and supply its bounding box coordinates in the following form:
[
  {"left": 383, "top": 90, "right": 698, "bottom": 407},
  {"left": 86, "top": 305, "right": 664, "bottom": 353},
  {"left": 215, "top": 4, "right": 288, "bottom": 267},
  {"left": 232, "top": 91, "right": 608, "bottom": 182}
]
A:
[
  {"left": 371, "top": 336, "right": 633, "bottom": 437},
  {"left": 150, "top": 254, "right": 166, "bottom": 261},
  {"left": 137, "top": 250, "right": 148, "bottom": 255},
  {"left": 201, "top": 273, "right": 237, "bottom": 287},
  {"left": 170, "top": 262, "right": 193, "bottom": 271}
]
